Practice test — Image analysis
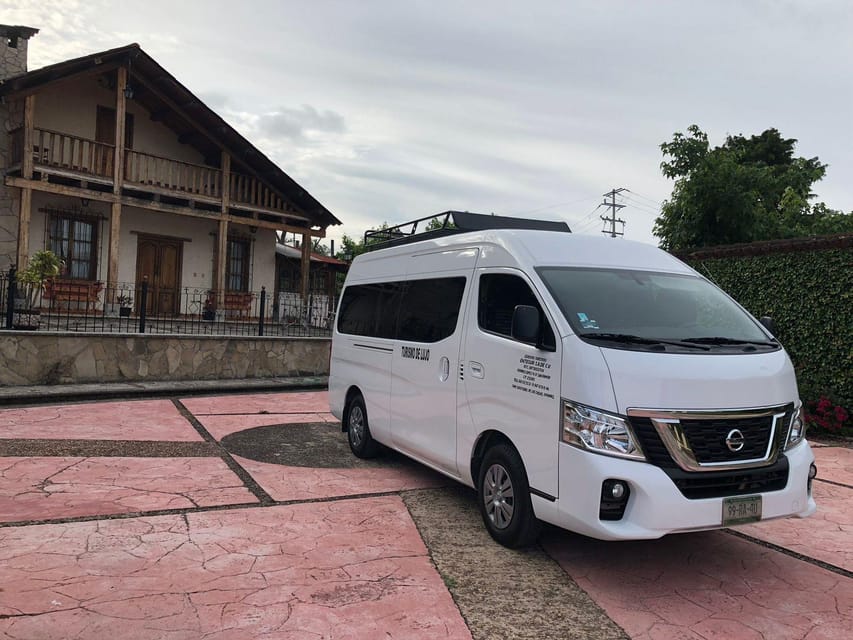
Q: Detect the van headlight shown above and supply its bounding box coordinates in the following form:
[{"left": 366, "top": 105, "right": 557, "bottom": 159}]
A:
[
  {"left": 562, "top": 400, "right": 645, "bottom": 461},
  {"left": 785, "top": 404, "right": 807, "bottom": 450}
]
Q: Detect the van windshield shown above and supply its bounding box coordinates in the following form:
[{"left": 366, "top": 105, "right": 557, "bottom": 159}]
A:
[{"left": 537, "top": 267, "right": 777, "bottom": 351}]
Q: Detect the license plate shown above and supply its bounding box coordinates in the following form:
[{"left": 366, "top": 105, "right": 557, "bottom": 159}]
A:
[{"left": 722, "top": 495, "right": 762, "bottom": 526}]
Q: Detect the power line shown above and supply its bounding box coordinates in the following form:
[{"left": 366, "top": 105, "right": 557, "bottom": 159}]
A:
[
  {"left": 512, "top": 195, "right": 600, "bottom": 217},
  {"left": 601, "top": 188, "right": 626, "bottom": 238}
]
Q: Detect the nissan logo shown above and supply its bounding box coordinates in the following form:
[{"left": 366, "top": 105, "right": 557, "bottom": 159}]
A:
[{"left": 725, "top": 429, "right": 746, "bottom": 452}]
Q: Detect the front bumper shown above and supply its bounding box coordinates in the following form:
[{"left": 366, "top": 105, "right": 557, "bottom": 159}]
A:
[{"left": 530, "top": 440, "right": 816, "bottom": 541}]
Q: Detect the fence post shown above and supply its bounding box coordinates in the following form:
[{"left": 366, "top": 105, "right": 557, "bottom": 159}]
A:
[
  {"left": 139, "top": 276, "right": 148, "bottom": 333},
  {"left": 258, "top": 286, "right": 266, "bottom": 337},
  {"left": 5, "top": 266, "right": 16, "bottom": 329}
]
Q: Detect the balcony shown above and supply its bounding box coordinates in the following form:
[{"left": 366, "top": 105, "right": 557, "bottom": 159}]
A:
[{"left": 10, "top": 127, "right": 294, "bottom": 218}]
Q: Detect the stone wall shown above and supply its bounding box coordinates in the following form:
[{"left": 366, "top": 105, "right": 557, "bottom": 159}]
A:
[{"left": 0, "top": 333, "right": 331, "bottom": 386}]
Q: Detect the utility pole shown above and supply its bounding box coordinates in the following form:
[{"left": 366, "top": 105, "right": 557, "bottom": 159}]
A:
[{"left": 601, "top": 188, "right": 626, "bottom": 238}]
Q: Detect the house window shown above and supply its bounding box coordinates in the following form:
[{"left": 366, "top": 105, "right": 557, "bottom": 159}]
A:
[
  {"left": 226, "top": 237, "right": 251, "bottom": 291},
  {"left": 48, "top": 214, "right": 98, "bottom": 280},
  {"left": 95, "top": 105, "right": 134, "bottom": 149}
]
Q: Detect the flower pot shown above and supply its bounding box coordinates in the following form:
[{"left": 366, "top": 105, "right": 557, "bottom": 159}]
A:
[
  {"left": 12, "top": 308, "right": 41, "bottom": 330},
  {"left": 119, "top": 306, "right": 132, "bottom": 317}
]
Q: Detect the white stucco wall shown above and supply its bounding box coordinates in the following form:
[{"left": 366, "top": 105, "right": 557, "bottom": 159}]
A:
[{"left": 34, "top": 75, "right": 206, "bottom": 165}]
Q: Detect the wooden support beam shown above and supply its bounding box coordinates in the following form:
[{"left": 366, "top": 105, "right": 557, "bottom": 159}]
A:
[
  {"left": 113, "top": 66, "right": 127, "bottom": 194},
  {"left": 300, "top": 233, "right": 311, "bottom": 305},
  {"left": 220, "top": 151, "right": 231, "bottom": 218},
  {"left": 108, "top": 201, "right": 121, "bottom": 290},
  {"left": 22, "top": 95, "right": 35, "bottom": 179},
  {"left": 16, "top": 188, "right": 32, "bottom": 269}
]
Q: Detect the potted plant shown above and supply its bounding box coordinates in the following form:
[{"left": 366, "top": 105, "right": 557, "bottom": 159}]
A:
[
  {"left": 14, "top": 249, "right": 63, "bottom": 330},
  {"left": 116, "top": 293, "right": 133, "bottom": 317}
]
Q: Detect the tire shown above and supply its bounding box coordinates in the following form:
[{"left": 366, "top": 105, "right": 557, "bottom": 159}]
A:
[
  {"left": 345, "top": 394, "right": 380, "bottom": 459},
  {"left": 477, "top": 442, "right": 541, "bottom": 548}
]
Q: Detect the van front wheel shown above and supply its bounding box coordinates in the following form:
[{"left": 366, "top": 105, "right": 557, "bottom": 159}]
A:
[
  {"left": 345, "top": 395, "right": 379, "bottom": 459},
  {"left": 478, "top": 443, "right": 541, "bottom": 548}
]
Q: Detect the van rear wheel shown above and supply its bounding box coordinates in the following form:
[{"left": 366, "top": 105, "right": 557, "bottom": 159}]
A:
[
  {"left": 477, "top": 443, "right": 541, "bottom": 548},
  {"left": 345, "top": 395, "right": 380, "bottom": 458}
]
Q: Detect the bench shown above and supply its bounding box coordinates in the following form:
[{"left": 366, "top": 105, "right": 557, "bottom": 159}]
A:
[
  {"left": 205, "top": 290, "right": 254, "bottom": 318},
  {"left": 43, "top": 278, "right": 103, "bottom": 312}
]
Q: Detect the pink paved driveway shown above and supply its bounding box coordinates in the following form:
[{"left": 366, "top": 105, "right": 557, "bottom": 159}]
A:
[
  {"left": 0, "top": 496, "right": 471, "bottom": 640},
  {"left": 544, "top": 529, "right": 853, "bottom": 640},
  {"left": 0, "top": 457, "right": 257, "bottom": 523},
  {"left": 181, "top": 391, "right": 329, "bottom": 416},
  {"left": 232, "top": 455, "right": 446, "bottom": 502},
  {"left": 0, "top": 400, "right": 202, "bottom": 441},
  {"left": 198, "top": 412, "right": 337, "bottom": 441},
  {"left": 812, "top": 447, "right": 853, "bottom": 487}
]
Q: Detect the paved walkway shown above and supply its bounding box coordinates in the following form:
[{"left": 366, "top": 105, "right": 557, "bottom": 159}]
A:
[{"left": 0, "top": 389, "right": 850, "bottom": 639}]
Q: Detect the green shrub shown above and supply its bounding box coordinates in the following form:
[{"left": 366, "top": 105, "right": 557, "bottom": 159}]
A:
[{"left": 686, "top": 248, "right": 852, "bottom": 435}]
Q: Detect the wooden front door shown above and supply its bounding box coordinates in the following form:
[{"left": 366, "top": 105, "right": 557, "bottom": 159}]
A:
[{"left": 135, "top": 236, "right": 182, "bottom": 316}]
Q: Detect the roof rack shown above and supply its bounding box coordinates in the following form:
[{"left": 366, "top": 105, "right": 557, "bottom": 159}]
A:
[{"left": 363, "top": 211, "right": 571, "bottom": 251}]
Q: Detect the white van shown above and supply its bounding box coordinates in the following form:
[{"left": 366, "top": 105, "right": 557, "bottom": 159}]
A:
[{"left": 328, "top": 212, "right": 816, "bottom": 547}]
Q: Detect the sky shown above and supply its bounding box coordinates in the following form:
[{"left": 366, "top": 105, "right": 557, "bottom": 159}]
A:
[{"left": 4, "top": 0, "right": 852, "bottom": 250}]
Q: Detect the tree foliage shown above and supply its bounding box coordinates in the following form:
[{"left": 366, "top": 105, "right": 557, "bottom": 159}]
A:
[{"left": 655, "top": 125, "right": 853, "bottom": 251}]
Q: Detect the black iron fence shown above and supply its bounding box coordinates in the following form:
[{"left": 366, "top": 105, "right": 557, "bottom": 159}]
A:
[{"left": 1, "top": 268, "right": 335, "bottom": 337}]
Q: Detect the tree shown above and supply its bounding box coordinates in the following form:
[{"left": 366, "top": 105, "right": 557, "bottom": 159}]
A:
[
  {"left": 654, "top": 125, "right": 853, "bottom": 251},
  {"left": 334, "top": 223, "right": 389, "bottom": 261}
]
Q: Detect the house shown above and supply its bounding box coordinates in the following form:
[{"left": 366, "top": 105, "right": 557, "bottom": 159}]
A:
[
  {"left": 275, "top": 239, "right": 348, "bottom": 326},
  {"left": 0, "top": 25, "right": 340, "bottom": 318}
]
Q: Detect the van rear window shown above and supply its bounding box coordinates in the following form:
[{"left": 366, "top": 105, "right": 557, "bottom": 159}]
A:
[{"left": 337, "top": 277, "right": 466, "bottom": 342}]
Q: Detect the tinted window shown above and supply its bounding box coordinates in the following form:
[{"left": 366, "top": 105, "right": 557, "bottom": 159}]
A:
[
  {"left": 337, "top": 283, "right": 401, "bottom": 338},
  {"left": 478, "top": 274, "right": 556, "bottom": 348},
  {"left": 397, "top": 277, "right": 466, "bottom": 343}
]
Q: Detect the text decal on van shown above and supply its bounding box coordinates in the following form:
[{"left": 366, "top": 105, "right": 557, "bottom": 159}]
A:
[
  {"left": 401, "top": 346, "right": 431, "bottom": 361},
  {"left": 512, "top": 354, "right": 555, "bottom": 399}
]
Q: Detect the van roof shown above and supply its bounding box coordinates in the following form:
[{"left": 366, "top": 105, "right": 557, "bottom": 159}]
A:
[{"left": 354, "top": 227, "right": 692, "bottom": 275}]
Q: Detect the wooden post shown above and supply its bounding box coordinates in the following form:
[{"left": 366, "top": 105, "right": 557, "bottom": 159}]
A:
[
  {"left": 300, "top": 232, "right": 311, "bottom": 312},
  {"left": 22, "top": 95, "right": 35, "bottom": 180},
  {"left": 114, "top": 66, "right": 127, "bottom": 194},
  {"left": 108, "top": 201, "right": 121, "bottom": 292},
  {"left": 16, "top": 189, "right": 32, "bottom": 270},
  {"left": 215, "top": 151, "right": 231, "bottom": 310}
]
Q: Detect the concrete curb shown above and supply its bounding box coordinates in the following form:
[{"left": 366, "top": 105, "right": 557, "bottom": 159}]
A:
[{"left": 0, "top": 375, "right": 329, "bottom": 406}]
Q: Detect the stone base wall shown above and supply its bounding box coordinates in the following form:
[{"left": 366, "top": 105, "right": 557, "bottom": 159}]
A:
[{"left": 0, "top": 333, "right": 331, "bottom": 386}]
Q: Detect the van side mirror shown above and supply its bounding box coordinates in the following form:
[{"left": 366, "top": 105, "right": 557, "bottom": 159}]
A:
[
  {"left": 759, "top": 315, "right": 777, "bottom": 336},
  {"left": 512, "top": 305, "right": 540, "bottom": 344}
]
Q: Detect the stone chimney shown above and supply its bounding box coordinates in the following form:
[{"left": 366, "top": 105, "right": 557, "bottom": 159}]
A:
[{"left": 0, "top": 25, "right": 39, "bottom": 81}]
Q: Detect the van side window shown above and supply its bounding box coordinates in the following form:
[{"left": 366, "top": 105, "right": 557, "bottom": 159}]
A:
[
  {"left": 398, "top": 277, "right": 466, "bottom": 343},
  {"left": 337, "top": 283, "right": 401, "bottom": 338},
  {"left": 478, "top": 273, "right": 556, "bottom": 348}
]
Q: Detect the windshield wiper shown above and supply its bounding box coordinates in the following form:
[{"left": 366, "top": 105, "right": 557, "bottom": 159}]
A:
[
  {"left": 682, "top": 336, "right": 778, "bottom": 347},
  {"left": 579, "top": 333, "right": 710, "bottom": 351}
]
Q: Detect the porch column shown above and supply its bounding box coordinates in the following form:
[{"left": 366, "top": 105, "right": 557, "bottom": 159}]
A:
[
  {"left": 107, "top": 202, "right": 121, "bottom": 288},
  {"left": 113, "top": 66, "right": 127, "bottom": 193},
  {"left": 216, "top": 151, "right": 231, "bottom": 310},
  {"left": 300, "top": 232, "right": 311, "bottom": 308},
  {"left": 16, "top": 94, "right": 35, "bottom": 269}
]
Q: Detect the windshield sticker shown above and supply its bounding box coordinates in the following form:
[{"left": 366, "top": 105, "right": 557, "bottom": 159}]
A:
[
  {"left": 512, "top": 354, "right": 555, "bottom": 400},
  {"left": 577, "top": 312, "right": 599, "bottom": 330}
]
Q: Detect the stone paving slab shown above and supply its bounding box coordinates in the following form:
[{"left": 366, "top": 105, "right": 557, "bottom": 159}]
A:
[
  {"left": 812, "top": 447, "right": 853, "bottom": 487},
  {"left": 0, "top": 457, "right": 257, "bottom": 523},
  {"left": 543, "top": 528, "right": 853, "bottom": 640},
  {"left": 181, "top": 391, "right": 329, "bottom": 416},
  {"left": 198, "top": 412, "right": 337, "bottom": 441},
  {"left": 232, "top": 455, "right": 446, "bottom": 502},
  {"left": 0, "top": 496, "right": 471, "bottom": 640},
  {"left": 736, "top": 481, "right": 853, "bottom": 572},
  {"left": 0, "top": 400, "right": 202, "bottom": 442}
]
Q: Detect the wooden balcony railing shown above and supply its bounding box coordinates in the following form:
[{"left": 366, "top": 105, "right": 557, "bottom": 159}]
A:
[
  {"left": 124, "top": 150, "right": 222, "bottom": 200},
  {"left": 231, "top": 173, "right": 287, "bottom": 212},
  {"left": 29, "top": 128, "right": 115, "bottom": 178},
  {"left": 16, "top": 129, "right": 293, "bottom": 217}
]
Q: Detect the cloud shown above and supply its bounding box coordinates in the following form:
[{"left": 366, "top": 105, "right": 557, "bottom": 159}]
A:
[{"left": 257, "top": 105, "right": 346, "bottom": 143}]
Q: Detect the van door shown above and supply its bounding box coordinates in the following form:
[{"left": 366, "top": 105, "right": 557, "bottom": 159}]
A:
[
  {"left": 390, "top": 275, "right": 469, "bottom": 473},
  {"left": 461, "top": 269, "right": 561, "bottom": 499}
]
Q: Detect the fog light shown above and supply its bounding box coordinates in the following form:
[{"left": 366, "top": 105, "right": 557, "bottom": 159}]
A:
[
  {"left": 600, "top": 479, "right": 630, "bottom": 521},
  {"left": 808, "top": 463, "right": 817, "bottom": 493}
]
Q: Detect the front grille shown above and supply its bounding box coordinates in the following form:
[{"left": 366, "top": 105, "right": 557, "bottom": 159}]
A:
[
  {"left": 665, "top": 456, "right": 789, "bottom": 499},
  {"left": 629, "top": 417, "right": 675, "bottom": 467},
  {"left": 681, "top": 415, "right": 773, "bottom": 463}
]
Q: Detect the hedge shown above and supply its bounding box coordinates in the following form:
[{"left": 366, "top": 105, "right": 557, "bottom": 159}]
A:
[{"left": 684, "top": 245, "right": 852, "bottom": 433}]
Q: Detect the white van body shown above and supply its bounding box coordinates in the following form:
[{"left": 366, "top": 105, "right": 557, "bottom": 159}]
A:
[{"left": 329, "top": 222, "right": 816, "bottom": 545}]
